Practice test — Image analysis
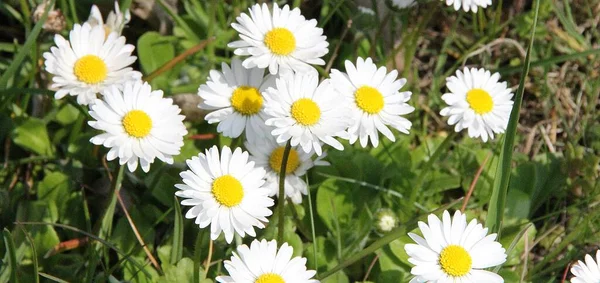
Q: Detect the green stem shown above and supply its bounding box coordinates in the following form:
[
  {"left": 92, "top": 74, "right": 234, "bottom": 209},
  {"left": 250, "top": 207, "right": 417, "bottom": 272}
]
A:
[
  {"left": 318, "top": 198, "right": 464, "bottom": 280},
  {"left": 277, "top": 141, "right": 292, "bottom": 244},
  {"left": 68, "top": 0, "right": 79, "bottom": 24},
  {"left": 306, "top": 175, "right": 318, "bottom": 270},
  {"left": 96, "top": 165, "right": 125, "bottom": 263},
  {"left": 409, "top": 132, "right": 458, "bottom": 206},
  {"left": 193, "top": 231, "right": 203, "bottom": 283}
]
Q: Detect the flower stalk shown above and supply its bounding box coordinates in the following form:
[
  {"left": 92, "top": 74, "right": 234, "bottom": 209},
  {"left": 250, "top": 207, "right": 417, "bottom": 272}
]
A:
[{"left": 277, "top": 141, "right": 292, "bottom": 244}]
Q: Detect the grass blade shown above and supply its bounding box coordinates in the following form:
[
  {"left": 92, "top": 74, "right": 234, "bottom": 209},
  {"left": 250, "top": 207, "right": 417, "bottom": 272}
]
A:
[
  {"left": 2, "top": 228, "right": 19, "bottom": 283},
  {"left": 16, "top": 222, "right": 152, "bottom": 278},
  {"left": 170, "top": 196, "right": 184, "bottom": 264},
  {"left": 19, "top": 227, "right": 39, "bottom": 283},
  {"left": 0, "top": 0, "right": 55, "bottom": 89},
  {"left": 486, "top": 0, "right": 541, "bottom": 234}
]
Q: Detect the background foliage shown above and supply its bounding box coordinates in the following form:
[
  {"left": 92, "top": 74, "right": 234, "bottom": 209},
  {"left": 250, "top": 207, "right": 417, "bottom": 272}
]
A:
[{"left": 1, "top": 0, "right": 599, "bottom": 282}]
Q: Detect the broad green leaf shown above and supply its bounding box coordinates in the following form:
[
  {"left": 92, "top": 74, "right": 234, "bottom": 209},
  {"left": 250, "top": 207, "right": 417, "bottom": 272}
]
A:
[
  {"left": 316, "top": 179, "right": 358, "bottom": 232},
  {"left": 161, "top": 257, "right": 196, "bottom": 283},
  {"left": 15, "top": 201, "right": 60, "bottom": 261},
  {"left": 137, "top": 31, "right": 176, "bottom": 89},
  {"left": 508, "top": 154, "right": 566, "bottom": 217},
  {"left": 54, "top": 103, "right": 80, "bottom": 125},
  {"left": 13, "top": 118, "right": 54, "bottom": 156}
]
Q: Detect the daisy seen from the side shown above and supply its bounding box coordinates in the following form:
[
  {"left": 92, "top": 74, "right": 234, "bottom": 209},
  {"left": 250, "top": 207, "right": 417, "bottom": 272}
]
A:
[
  {"left": 330, "top": 57, "right": 414, "bottom": 148},
  {"left": 404, "top": 210, "right": 507, "bottom": 283},
  {"left": 444, "top": 0, "right": 491, "bottom": 13},
  {"left": 216, "top": 239, "right": 318, "bottom": 283},
  {"left": 571, "top": 250, "right": 600, "bottom": 283},
  {"left": 245, "top": 136, "right": 328, "bottom": 204},
  {"left": 43, "top": 23, "right": 141, "bottom": 105},
  {"left": 87, "top": 1, "right": 131, "bottom": 36},
  {"left": 264, "top": 72, "right": 350, "bottom": 156},
  {"left": 228, "top": 3, "right": 329, "bottom": 75},
  {"left": 440, "top": 67, "right": 514, "bottom": 142},
  {"left": 198, "top": 58, "right": 275, "bottom": 143},
  {"left": 88, "top": 80, "right": 187, "bottom": 172},
  {"left": 175, "top": 146, "right": 274, "bottom": 243}
]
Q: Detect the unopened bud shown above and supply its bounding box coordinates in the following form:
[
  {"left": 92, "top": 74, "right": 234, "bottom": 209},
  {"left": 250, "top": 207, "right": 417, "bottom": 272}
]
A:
[
  {"left": 33, "top": 3, "right": 66, "bottom": 33},
  {"left": 375, "top": 208, "right": 398, "bottom": 234}
]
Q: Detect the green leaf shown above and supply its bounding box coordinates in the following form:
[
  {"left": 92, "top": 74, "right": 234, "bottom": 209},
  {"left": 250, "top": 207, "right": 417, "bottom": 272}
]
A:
[
  {"left": 2, "top": 229, "right": 19, "bottom": 283},
  {"left": 137, "top": 32, "right": 176, "bottom": 89},
  {"left": 161, "top": 258, "right": 197, "bottom": 283},
  {"left": 170, "top": 196, "right": 183, "bottom": 265},
  {"left": 508, "top": 154, "right": 566, "bottom": 217},
  {"left": 54, "top": 103, "right": 80, "bottom": 125},
  {"left": 316, "top": 179, "right": 358, "bottom": 232},
  {"left": 486, "top": 0, "right": 541, "bottom": 234},
  {"left": 15, "top": 201, "right": 60, "bottom": 261},
  {"left": 13, "top": 118, "right": 54, "bottom": 156}
]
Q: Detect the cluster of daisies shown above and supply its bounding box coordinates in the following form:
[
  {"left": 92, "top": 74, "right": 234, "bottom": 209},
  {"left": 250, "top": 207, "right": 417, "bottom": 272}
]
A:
[{"left": 39, "top": 2, "right": 599, "bottom": 283}]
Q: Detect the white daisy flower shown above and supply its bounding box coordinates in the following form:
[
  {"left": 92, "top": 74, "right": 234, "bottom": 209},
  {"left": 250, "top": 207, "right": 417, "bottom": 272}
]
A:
[
  {"left": 198, "top": 58, "right": 275, "bottom": 143},
  {"left": 87, "top": 1, "right": 131, "bottom": 36},
  {"left": 571, "top": 250, "right": 600, "bottom": 283},
  {"left": 43, "top": 23, "right": 141, "bottom": 105},
  {"left": 245, "top": 136, "right": 328, "bottom": 204},
  {"left": 330, "top": 57, "right": 414, "bottom": 148},
  {"left": 88, "top": 80, "right": 187, "bottom": 172},
  {"left": 444, "top": 0, "right": 491, "bottom": 13},
  {"left": 264, "top": 72, "right": 350, "bottom": 156},
  {"left": 404, "top": 210, "right": 507, "bottom": 283},
  {"left": 440, "top": 67, "right": 514, "bottom": 142},
  {"left": 175, "top": 146, "right": 274, "bottom": 243},
  {"left": 228, "top": 3, "right": 329, "bottom": 75},
  {"left": 216, "top": 239, "right": 318, "bottom": 283},
  {"left": 391, "top": 0, "right": 417, "bottom": 9}
]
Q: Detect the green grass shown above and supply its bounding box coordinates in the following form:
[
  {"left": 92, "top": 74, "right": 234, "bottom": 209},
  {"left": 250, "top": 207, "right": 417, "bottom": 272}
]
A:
[{"left": 1, "top": 0, "right": 599, "bottom": 282}]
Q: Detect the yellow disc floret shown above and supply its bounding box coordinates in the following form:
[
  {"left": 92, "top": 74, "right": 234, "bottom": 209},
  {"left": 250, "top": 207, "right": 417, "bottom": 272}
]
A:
[
  {"left": 264, "top": 28, "right": 296, "bottom": 56},
  {"left": 290, "top": 98, "right": 321, "bottom": 126},
  {"left": 439, "top": 245, "right": 472, "bottom": 277},
  {"left": 269, "top": 147, "right": 300, "bottom": 174},
  {"left": 355, "top": 86, "right": 385, "bottom": 114},
  {"left": 231, "top": 86, "right": 263, "bottom": 115},
  {"left": 122, "top": 110, "right": 153, "bottom": 138},
  {"left": 466, "top": 88, "right": 494, "bottom": 115},
  {"left": 211, "top": 175, "right": 244, "bottom": 207},
  {"left": 73, "top": 55, "right": 108, "bottom": 84},
  {"left": 255, "top": 273, "right": 285, "bottom": 283}
]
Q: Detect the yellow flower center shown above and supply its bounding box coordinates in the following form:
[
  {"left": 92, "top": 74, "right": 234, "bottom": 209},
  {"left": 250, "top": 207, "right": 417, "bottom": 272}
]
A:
[
  {"left": 269, "top": 147, "right": 300, "bottom": 174},
  {"left": 73, "top": 55, "right": 108, "bottom": 84},
  {"left": 122, "top": 110, "right": 153, "bottom": 138},
  {"left": 439, "top": 245, "right": 472, "bottom": 277},
  {"left": 291, "top": 98, "right": 321, "bottom": 126},
  {"left": 255, "top": 273, "right": 285, "bottom": 283},
  {"left": 264, "top": 28, "right": 296, "bottom": 56},
  {"left": 355, "top": 86, "right": 385, "bottom": 114},
  {"left": 211, "top": 175, "right": 244, "bottom": 207},
  {"left": 466, "top": 88, "right": 494, "bottom": 115},
  {"left": 230, "top": 86, "right": 263, "bottom": 115}
]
